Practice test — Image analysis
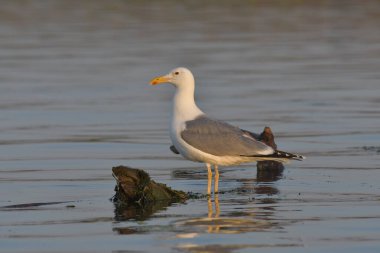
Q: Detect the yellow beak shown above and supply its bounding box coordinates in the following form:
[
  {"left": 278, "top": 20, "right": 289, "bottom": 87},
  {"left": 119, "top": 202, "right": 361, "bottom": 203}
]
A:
[{"left": 150, "top": 75, "right": 170, "bottom": 85}]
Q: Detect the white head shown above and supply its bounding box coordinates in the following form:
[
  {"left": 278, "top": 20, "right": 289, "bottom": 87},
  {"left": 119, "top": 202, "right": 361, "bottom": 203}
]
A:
[
  {"left": 150, "top": 67, "right": 203, "bottom": 119},
  {"left": 150, "top": 67, "right": 195, "bottom": 89}
]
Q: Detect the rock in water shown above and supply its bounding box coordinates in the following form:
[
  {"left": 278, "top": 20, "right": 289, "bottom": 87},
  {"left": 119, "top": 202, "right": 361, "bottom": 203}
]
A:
[
  {"left": 112, "top": 166, "right": 187, "bottom": 205},
  {"left": 257, "top": 126, "right": 277, "bottom": 150}
]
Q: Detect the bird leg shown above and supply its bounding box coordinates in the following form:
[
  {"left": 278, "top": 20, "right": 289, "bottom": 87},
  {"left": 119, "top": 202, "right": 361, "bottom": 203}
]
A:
[
  {"left": 206, "top": 163, "right": 212, "bottom": 196},
  {"left": 214, "top": 165, "right": 219, "bottom": 194}
]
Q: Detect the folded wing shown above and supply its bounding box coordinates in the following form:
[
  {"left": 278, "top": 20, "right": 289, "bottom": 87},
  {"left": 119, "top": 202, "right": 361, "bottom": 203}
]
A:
[{"left": 181, "top": 116, "right": 274, "bottom": 156}]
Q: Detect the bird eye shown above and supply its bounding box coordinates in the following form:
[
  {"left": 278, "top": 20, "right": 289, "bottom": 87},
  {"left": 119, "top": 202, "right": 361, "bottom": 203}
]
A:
[{"left": 174, "top": 71, "right": 179, "bottom": 75}]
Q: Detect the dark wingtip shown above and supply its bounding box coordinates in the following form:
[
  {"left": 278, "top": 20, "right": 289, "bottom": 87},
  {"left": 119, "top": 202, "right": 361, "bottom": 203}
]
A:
[{"left": 291, "top": 154, "right": 306, "bottom": 161}]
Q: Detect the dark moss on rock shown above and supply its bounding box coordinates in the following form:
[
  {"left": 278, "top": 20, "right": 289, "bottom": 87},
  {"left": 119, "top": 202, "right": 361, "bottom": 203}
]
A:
[{"left": 112, "top": 166, "right": 188, "bottom": 205}]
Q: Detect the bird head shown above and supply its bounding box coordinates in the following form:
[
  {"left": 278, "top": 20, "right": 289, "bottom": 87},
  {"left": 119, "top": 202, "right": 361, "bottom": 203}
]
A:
[{"left": 150, "top": 67, "right": 194, "bottom": 89}]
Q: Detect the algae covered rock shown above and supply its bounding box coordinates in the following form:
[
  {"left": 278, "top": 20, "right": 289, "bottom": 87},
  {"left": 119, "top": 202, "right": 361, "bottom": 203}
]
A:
[{"left": 112, "top": 165, "right": 187, "bottom": 205}]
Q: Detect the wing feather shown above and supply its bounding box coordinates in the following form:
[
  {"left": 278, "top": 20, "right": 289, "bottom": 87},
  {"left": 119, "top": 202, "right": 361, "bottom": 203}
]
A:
[{"left": 181, "top": 116, "right": 274, "bottom": 156}]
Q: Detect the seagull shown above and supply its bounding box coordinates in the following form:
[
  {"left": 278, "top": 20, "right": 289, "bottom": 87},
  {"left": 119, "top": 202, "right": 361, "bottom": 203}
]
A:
[{"left": 150, "top": 67, "right": 304, "bottom": 195}]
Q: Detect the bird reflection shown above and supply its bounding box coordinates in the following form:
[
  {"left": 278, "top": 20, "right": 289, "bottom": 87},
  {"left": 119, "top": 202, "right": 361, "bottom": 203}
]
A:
[
  {"left": 175, "top": 161, "right": 283, "bottom": 235},
  {"left": 207, "top": 194, "right": 220, "bottom": 233},
  {"left": 177, "top": 193, "right": 275, "bottom": 235}
]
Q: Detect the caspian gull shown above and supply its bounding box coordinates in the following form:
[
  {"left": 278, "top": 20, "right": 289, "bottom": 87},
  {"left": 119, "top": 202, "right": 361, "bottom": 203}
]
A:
[{"left": 150, "top": 67, "right": 304, "bottom": 195}]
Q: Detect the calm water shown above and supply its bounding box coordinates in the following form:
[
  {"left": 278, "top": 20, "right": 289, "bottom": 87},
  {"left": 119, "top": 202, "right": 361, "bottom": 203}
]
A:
[{"left": 1, "top": 1, "right": 380, "bottom": 252}]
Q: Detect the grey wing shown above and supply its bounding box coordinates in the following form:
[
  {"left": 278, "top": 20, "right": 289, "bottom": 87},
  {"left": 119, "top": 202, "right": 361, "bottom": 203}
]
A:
[{"left": 181, "top": 116, "right": 274, "bottom": 156}]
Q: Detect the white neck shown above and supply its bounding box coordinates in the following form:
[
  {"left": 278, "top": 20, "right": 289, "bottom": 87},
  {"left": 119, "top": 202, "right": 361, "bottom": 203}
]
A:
[{"left": 172, "top": 84, "right": 203, "bottom": 123}]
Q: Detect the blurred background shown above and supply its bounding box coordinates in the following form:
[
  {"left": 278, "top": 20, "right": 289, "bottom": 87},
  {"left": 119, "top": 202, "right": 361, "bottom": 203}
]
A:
[{"left": 0, "top": 1, "right": 379, "bottom": 252}]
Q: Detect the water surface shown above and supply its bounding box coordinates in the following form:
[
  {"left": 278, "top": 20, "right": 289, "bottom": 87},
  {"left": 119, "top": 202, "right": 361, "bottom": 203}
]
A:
[{"left": 0, "top": 1, "right": 379, "bottom": 252}]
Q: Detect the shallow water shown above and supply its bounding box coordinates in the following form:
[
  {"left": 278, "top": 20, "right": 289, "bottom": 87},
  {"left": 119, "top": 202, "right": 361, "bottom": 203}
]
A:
[{"left": 0, "top": 1, "right": 380, "bottom": 252}]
